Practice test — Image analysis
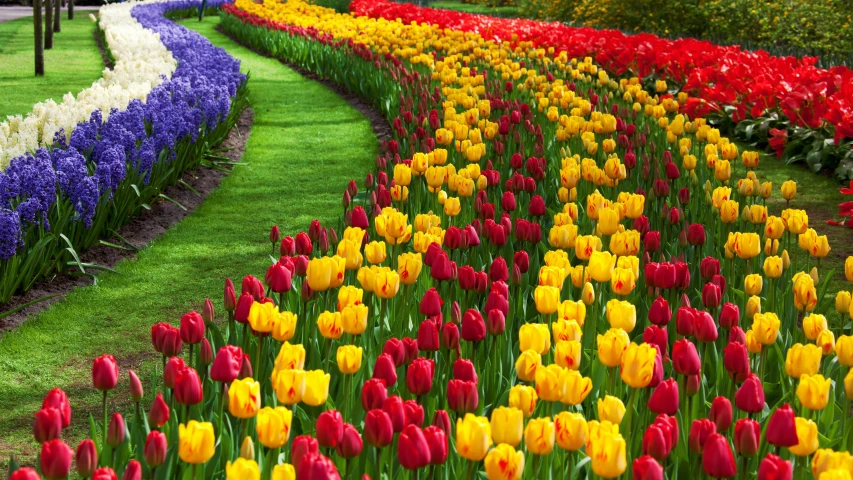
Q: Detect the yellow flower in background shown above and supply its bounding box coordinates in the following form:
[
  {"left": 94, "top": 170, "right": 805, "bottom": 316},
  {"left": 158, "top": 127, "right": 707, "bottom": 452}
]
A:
[
  {"left": 597, "top": 207, "right": 620, "bottom": 235},
  {"left": 491, "top": 406, "right": 524, "bottom": 447},
  {"left": 341, "top": 304, "right": 368, "bottom": 335},
  {"left": 227, "top": 458, "right": 260, "bottom": 480},
  {"left": 781, "top": 180, "right": 797, "bottom": 200},
  {"left": 746, "top": 295, "right": 762, "bottom": 320},
  {"left": 336, "top": 345, "right": 362, "bottom": 374},
  {"left": 509, "top": 384, "right": 538, "bottom": 418},
  {"left": 751, "top": 313, "right": 780, "bottom": 345},
  {"left": 557, "top": 300, "right": 586, "bottom": 326},
  {"left": 515, "top": 350, "right": 542, "bottom": 383},
  {"left": 271, "top": 464, "right": 295, "bottom": 480},
  {"left": 597, "top": 395, "right": 626, "bottom": 424},
  {"left": 397, "top": 252, "right": 423, "bottom": 285},
  {"left": 179, "top": 421, "right": 215, "bottom": 464},
  {"left": 837, "top": 292, "right": 852, "bottom": 315},
  {"left": 785, "top": 343, "right": 821, "bottom": 379},
  {"left": 797, "top": 374, "right": 831, "bottom": 411},
  {"left": 598, "top": 328, "right": 630, "bottom": 367},
  {"left": 256, "top": 406, "right": 292, "bottom": 449},
  {"left": 789, "top": 417, "right": 819, "bottom": 457},
  {"left": 248, "top": 301, "right": 277, "bottom": 333},
  {"left": 456, "top": 414, "right": 492, "bottom": 461},
  {"left": 274, "top": 342, "right": 305, "bottom": 371},
  {"left": 605, "top": 299, "right": 636, "bottom": 332},
  {"left": 803, "top": 313, "right": 828, "bottom": 341},
  {"left": 484, "top": 443, "right": 524, "bottom": 480},
  {"left": 271, "top": 311, "right": 297, "bottom": 342},
  {"left": 302, "top": 370, "right": 330, "bottom": 407},
  {"left": 552, "top": 319, "right": 582, "bottom": 342},
  {"left": 524, "top": 417, "right": 556, "bottom": 455},
  {"left": 229, "top": 378, "right": 261, "bottom": 419},
  {"left": 554, "top": 411, "right": 588, "bottom": 451},
  {"left": 744, "top": 274, "right": 763, "bottom": 296},
  {"left": 535, "top": 364, "right": 567, "bottom": 402},
  {"left": 271, "top": 368, "right": 304, "bottom": 405},
  {"left": 533, "top": 285, "right": 560, "bottom": 315},
  {"left": 620, "top": 342, "right": 656, "bottom": 389},
  {"left": 836, "top": 335, "right": 853, "bottom": 367}
]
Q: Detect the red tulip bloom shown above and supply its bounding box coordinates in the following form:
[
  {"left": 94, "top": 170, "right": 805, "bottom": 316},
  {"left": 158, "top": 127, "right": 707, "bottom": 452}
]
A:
[
  {"left": 417, "top": 319, "right": 440, "bottom": 352},
  {"left": 92, "top": 354, "right": 119, "bottom": 391},
  {"left": 292, "top": 435, "right": 319, "bottom": 475},
  {"left": 733, "top": 419, "right": 760, "bottom": 457},
  {"left": 424, "top": 426, "right": 448, "bottom": 465},
  {"left": 75, "top": 439, "right": 97, "bottom": 477},
  {"left": 447, "top": 379, "right": 478, "bottom": 414},
  {"left": 179, "top": 311, "right": 205, "bottom": 345},
  {"left": 129, "top": 370, "right": 144, "bottom": 403},
  {"left": 643, "top": 423, "right": 673, "bottom": 461},
  {"left": 757, "top": 454, "right": 792, "bottom": 480},
  {"left": 708, "top": 396, "right": 733, "bottom": 432},
  {"left": 144, "top": 431, "right": 167, "bottom": 467},
  {"left": 383, "top": 396, "right": 407, "bottom": 433},
  {"left": 316, "top": 410, "right": 345, "bottom": 448},
  {"left": 364, "top": 409, "right": 394, "bottom": 447},
  {"left": 148, "top": 393, "right": 170, "bottom": 428},
  {"left": 702, "top": 433, "right": 737, "bottom": 479},
  {"left": 735, "top": 374, "right": 765, "bottom": 414},
  {"left": 700, "top": 257, "right": 720, "bottom": 280},
  {"left": 404, "top": 399, "right": 424, "bottom": 427},
  {"left": 33, "top": 407, "right": 62, "bottom": 444},
  {"left": 372, "top": 353, "right": 398, "bottom": 387},
  {"left": 9, "top": 468, "right": 40, "bottom": 480},
  {"left": 672, "top": 339, "right": 701, "bottom": 376},
  {"left": 723, "top": 341, "right": 750, "bottom": 383},
  {"left": 420, "top": 288, "right": 443, "bottom": 317},
  {"left": 266, "top": 262, "right": 293, "bottom": 293},
  {"left": 40, "top": 439, "right": 74, "bottom": 479},
  {"left": 648, "top": 296, "right": 671, "bottom": 326},
  {"left": 633, "top": 455, "right": 664, "bottom": 480},
  {"left": 106, "top": 413, "right": 125, "bottom": 447},
  {"left": 174, "top": 366, "right": 203, "bottom": 406},
  {"left": 91, "top": 468, "right": 118, "bottom": 480},
  {"left": 461, "top": 309, "right": 486, "bottom": 342},
  {"left": 765, "top": 404, "right": 799, "bottom": 447},
  {"left": 719, "top": 303, "right": 740, "bottom": 330},
  {"left": 648, "top": 378, "right": 679, "bottom": 415},
  {"left": 42, "top": 388, "right": 71, "bottom": 429},
  {"left": 336, "top": 424, "right": 363, "bottom": 458},
  {"left": 296, "top": 453, "right": 339, "bottom": 480},
  {"left": 122, "top": 461, "right": 141, "bottom": 480},
  {"left": 398, "top": 425, "right": 431, "bottom": 470},
  {"left": 361, "top": 378, "right": 388, "bottom": 411},
  {"left": 382, "top": 338, "right": 405, "bottom": 367},
  {"left": 688, "top": 419, "right": 716, "bottom": 454},
  {"left": 453, "top": 358, "right": 478, "bottom": 384}
]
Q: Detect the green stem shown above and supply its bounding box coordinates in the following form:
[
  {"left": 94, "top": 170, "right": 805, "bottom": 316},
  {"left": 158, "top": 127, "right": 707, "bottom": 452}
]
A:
[{"left": 102, "top": 390, "right": 108, "bottom": 446}]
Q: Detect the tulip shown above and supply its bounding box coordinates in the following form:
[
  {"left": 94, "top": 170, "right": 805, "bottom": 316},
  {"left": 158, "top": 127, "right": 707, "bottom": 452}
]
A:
[
  {"left": 302, "top": 370, "right": 331, "bottom": 406},
  {"left": 256, "top": 406, "right": 292, "bottom": 449},
  {"left": 296, "top": 453, "right": 339, "bottom": 480},
  {"left": 406, "top": 357, "right": 435, "bottom": 396},
  {"left": 672, "top": 339, "right": 701, "bottom": 376},
  {"left": 535, "top": 364, "right": 568, "bottom": 402},
  {"left": 762, "top": 403, "right": 798, "bottom": 449},
  {"left": 40, "top": 439, "right": 73, "bottom": 479},
  {"left": 456, "top": 414, "right": 492, "bottom": 461},
  {"left": 144, "top": 431, "right": 166, "bottom": 468},
  {"left": 316, "top": 410, "right": 344, "bottom": 448},
  {"left": 461, "top": 309, "right": 486, "bottom": 342},
  {"left": 178, "top": 421, "right": 215, "bottom": 464},
  {"left": 364, "top": 409, "right": 394, "bottom": 448},
  {"left": 107, "top": 413, "right": 125, "bottom": 447},
  {"left": 335, "top": 423, "right": 362, "bottom": 459},
  {"left": 723, "top": 342, "right": 750, "bottom": 383},
  {"left": 453, "top": 359, "right": 478, "bottom": 384},
  {"left": 175, "top": 366, "right": 203, "bottom": 406},
  {"left": 554, "top": 411, "right": 587, "bottom": 451},
  {"left": 92, "top": 354, "right": 119, "bottom": 391},
  {"left": 647, "top": 297, "right": 671, "bottom": 327},
  {"left": 703, "top": 433, "right": 737, "bottom": 478},
  {"left": 588, "top": 427, "right": 627, "bottom": 478},
  {"left": 689, "top": 419, "right": 716, "bottom": 454},
  {"left": 797, "top": 374, "right": 831, "bottom": 411},
  {"left": 229, "top": 378, "right": 261, "bottom": 419},
  {"left": 598, "top": 328, "right": 630, "bottom": 367},
  {"left": 291, "top": 435, "right": 318, "bottom": 475},
  {"left": 519, "top": 323, "right": 551, "bottom": 355},
  {"left": 91, "top": 468, "right": 117, "bottom": 480},
  {"left": 633, "top": 456, "right": 664, "bottom": 480},
  {"left": 447, "top": 379, "right": 478, "bottom": 414},
  {"left": 226, "top": 458, "right": 260, "bottom": 480},
  {"left": 336, "top": 345, "right": 362, "bottom": 375},
  {"left": 589, "top": 251, "right": 616, "bottom": 282},
  {"left": 784, "top": 343, "right": 821, "bottom": 379},
  {"left": 606, "top": 299, "right": 636, "bottom": 331},
  {"left": 123, "top": 460, "right": 141, "bottom": 480},
  {"left": 735, "top": 374, "right": 765, "bottom": 413},
  {"left": 758, "top": 454, "right": 792, "bottom": 480},
  {"left": 33, "top": 407, "right": 62, "bottom": 444},
  {"left": 9, "top": 469, "right": 40, "bottom": 480},
  {"left": 147, "top": 392, "right": 170, "bottom": 428},
  {"left": 533, "top": 285, "right": 560, "bottom": 314},
  {"left": 648, "top": 378, "right": 679, "bottom": 415},
  {"left": 561, "top": 369, "right": 593, "bottom": 406},
  {"left": 643, "top": 423, "right": 672, "bottom": 461},
  {"left": 75, "top": 439, "right": 97, "bottom": 477},
  {"left": 789, "top": 417, "right": 819, "bottom": 456},
  {"left": 524, "top": 417, "right": 556, "bottom": 455},
  {"left": 620, "top": 342, "right": 657, "bottom": 388},
  {"left": 484, "top": 443, "right": 524, "bottom": 480},
  {"left": 597, "top": 395, "right": 626, "bottom": 424}
]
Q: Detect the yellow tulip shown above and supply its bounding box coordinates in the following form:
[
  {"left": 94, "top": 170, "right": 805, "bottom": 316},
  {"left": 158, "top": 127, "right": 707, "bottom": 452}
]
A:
[
  {"left": 588, "top": 429, "right": 627, "bottom": 478},
  {"left": 597, "top": 395, "right": 626, "bottom": 424},
  {"left": 256, "top": 406, "right": 292, "bottom": 449},
  {"left": 374, "top": 270, "right": 400, "bottom": 299},
  {"left": 509, "top": 385, "right": 538, "bottom": 418},
  {"left": 341, "top": 304, "right": 368, "bottom": 335},
  {"left": 561, "top": 369, "right": 593, "bottom": 406},
  {"left": 846, "top": 369, "right": 853, "bottom": 400},
  {"left": 610, "top": 231, "right": 640, "bottom": 256},
  {"left": 444, "top": 197, "right": 461, "bottom": 216},
  {"left": 226, "top": 458, "right": 260, "bottom": 480},
  {"left": 535, "top": 364, "right": 567, "bottom": 402},
  {"left": 719, "top": 200, "right": 739, "bottom": 223},
  {"left": 751, "top": 313, "right": 780, "bottom": 345},
  {"left": 811, "top": 449, "right": 853, "bottom": 479},
  {"left": 610, "top": 268, "right": 635, "bottom": 296},
  {"left": 555, "top": 340, "right": 582, "bottom": 370},
  {"left": 271, "top": 368, "right": 304, "bottom": 405},
  {"left": 557, "top": 300, "right": 586, "bottom": 326},
  {"left": 317, "top": 311, "right": 342, "bottom": 340},
  {"left": 789, "top": 417, "right": 819, "bottom": 457},
  {"left": 336, "top": 239, "right": 363, "bottom": 270},
  {"left": 272, "top": 311, "right": 298, "bottom": 342},
  {"left": 394, "top": 163, "right": 412, "bottom": 186},
  {"left": 765, "top": 216, "right": 785, "bottom": 240},
  {"left": 598, "top": 328, "right": 630, "bottom": 367},
  {"left": 836, "top": 335, "right": 853, "bottom": 367},
  {"left": 519, "top": 323, "right": 552, "bottom": 355},
  {"left": 785, "top": 343, "right": 821, "bottom": 379},
  {"left": 302, "top": 370, "right": 330, "bottom": 407},
  {"left": 552, "top": 319, "right": 582, "bottom": 342},
  {"left": 847, "top": 256, "right": 853, "bottom": 282},
  {"left": 271, "top": 464, "right": 295, "bottom": 480},
  {"left": 605, "top": 299, "right": 636, "bottom": 332},
  {"left": 554, "top": 411, "right": 588, "bottom": 451},
  {"left": 524, "top": 417, "right": 556, "bottom": 455},
  {"left": 549, "top": 224, "right": 578, "bottom": 249},
  {"left": 620, "top": 342, "right": 657, "bottom": 389},
  {"left": 179, "top": 421, "right": 215, "bottom": 464},
  {"left": 793, "top": 272, "right": 818, "bottom": 312},
  {"left": 248, "top": 301, "right": 277, "bottom": 333},
  {"left": 797, "top": 374, "right": 831, "bottom": 411},
  {"left": 515, "top": 350, "right": 542, "bottom": 383},
  {"left": 229, "top": 378, "right": 261, "bottom": 420},
  {"left": 803, "top": 313, "right": 828, "bottom": 341},
  {"left": 837, "top": 292, "right": 852, "bottom": 315},
  {"left": 744, "top": 274, "right": 763, "bottom": 296},
  {"left": 397, "top": 252, "right": 423, "bottom": 285},
  {"left": 598, "top": 207, "right": 620, "bottom": 236},
  {"left": 763, "top": 256, "right": 783, "bottom": 279},
  {"left": 745, "top": 330, "right": 763, "bottom": 354},
  {"left": 336, "top": 345, "right": 362, "bottom": 374},
  {"left": 735, "top": 232, "right": 761, "bottom": 259},
  {"left": 817, "top": 330, "right": 835, "bottom": 356},
  {"left": 785, "top": 209, "right": 809, "bottom": 234},
  {"left": 781, "top": 180, "right": 797, "bottom": 201},
  {"left": 456, "top": 414, "right": 492, "bottom": 461},
  {"left": 575, "top": 235, "right": 601, "bottom": 261},
  {"left": 484, "top": 443, "right": 524, "bottom": 480},
  {"left": 365, "top": 241, "right": 387, "bottom": 264},
  {"left": 490, "top": 407, "right": 523, "bottom": 447},
  {"left": 533, "top": 285, "right": 561, "bottom": 315},
  {"left": 588, "top": 251, "right": 616, "bottom": 283},
  {"left": 746, "top": 295, "right": 762, "bottom": 320},
  {"left": 274, "top": 342, "right": 305, "bottom": 371},
  {"left": 306, "top": 257, "right": 334, "bottom": 292}
]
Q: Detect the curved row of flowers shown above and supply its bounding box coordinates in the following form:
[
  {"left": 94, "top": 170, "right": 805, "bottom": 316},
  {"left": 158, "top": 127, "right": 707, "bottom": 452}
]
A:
[
  {"left": 0, "top": 1, "right": 177, "bottom": 169},
  {"left": 0, "top": 0, "right": 246, "bottom": 303},
  {"left": 351, "top": 0, "right": 853, "bottom": 178},
  {"left": 13, "top": 0, "right": 853, "bottom": 479}
]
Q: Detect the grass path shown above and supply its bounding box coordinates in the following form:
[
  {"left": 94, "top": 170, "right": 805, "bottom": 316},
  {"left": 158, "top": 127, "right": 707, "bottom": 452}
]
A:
[
  {"left": 0, "top": 15, "right": 375, "bottom": 462},
  {"left": 0, "top": 15, "right": 104, "bottom": 120}
]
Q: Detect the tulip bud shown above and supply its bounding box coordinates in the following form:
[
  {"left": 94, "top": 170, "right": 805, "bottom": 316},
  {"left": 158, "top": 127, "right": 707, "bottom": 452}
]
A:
[
  {"left": 224, "top": 278, "right": 236, "bottom": 312},
  {"left": 336, "top": 423, "right": 363, "bottom": 458},
  {"left": 75, "top": 439, "right": 97, "bottom": 477},
  {"left": 239, "top": 354, "right": 253, "bottom": 379},
  {"left": 316, "top": 410, "right": 345, "bottom": 448},
  {"left": 199, "top": 338, "right": 213, "bottom": 366},
  {"left": 757, "top": 454, "right": 792, "bottom": 480},
  {"left": 92, "top": 355, "right": 119, "bottom": 391},
  {"left": 688, "top": 419, "right": 716, "bottom": 454},
  {"left": 765, "top": 404, "right": 798, "bottom": 447},
  {"left": 708, "top": 396, "right": 732, "bottom": 432},
  {"left": 123, "top": 460, "right": 141, "bottom": 480},
  {"left": 33, "top": 407, "right": 62, "bottom": 444},
  {"left": 733, "top": 419, "right": 760, "bottom": 457},
  {"left": 41, "top": 439, "right": 74, "bottom": 480},
  {"left": 686, "top": 374, "right": 700, "bottom": 396},
  {"left": 107, "top": 413, "right": 125, "bottom": 447},
  {"left": 240, "top": 436, "right": 255, "bottom": 461},
  {"left": 144, "top": 431, "right": 167, "bottom": 467},
  {"left": 148, "top": 393, "right": 170, "bottom": 428}
]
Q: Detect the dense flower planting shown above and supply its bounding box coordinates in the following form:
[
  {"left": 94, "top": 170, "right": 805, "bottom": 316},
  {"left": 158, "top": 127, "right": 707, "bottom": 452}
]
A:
[
  {"left": 352, "top": 0, "right": 853, "bottom": 179},
  {"left": 11, "top": 0, "right": 853, "bottom": 479},
  {"left": 0, "top": 0, "right": 246, "bottom": 303}
]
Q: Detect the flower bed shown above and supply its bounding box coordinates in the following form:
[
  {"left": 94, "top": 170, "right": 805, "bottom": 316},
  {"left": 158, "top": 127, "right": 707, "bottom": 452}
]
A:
[
  {"left": 351, "top": 0, "right": 853, "bottom": 179},
  {"left": 11, "top": 1, "right": 853, "bottom": 479},
  {"left": 0, "top": 0, "right": 246, "bottom": 303}
]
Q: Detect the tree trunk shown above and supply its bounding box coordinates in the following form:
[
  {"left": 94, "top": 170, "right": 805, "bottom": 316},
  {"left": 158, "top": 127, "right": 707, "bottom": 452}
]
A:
[
  {"left": 68, "top": 0, "right": 74, "bottom": 20},
  {"left": 34, "top": 0, "right": 44, "bottom": 75},
  {"left": 44, "top": 0, "right": 53, "bottom": 50},
  {"left": 53, "top": 0, "right": 61, "bottom": 32}
]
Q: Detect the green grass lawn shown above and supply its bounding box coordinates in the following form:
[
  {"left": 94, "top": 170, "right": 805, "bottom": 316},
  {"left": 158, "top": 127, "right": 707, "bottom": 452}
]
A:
[
  {"left": 430, "top": 0, "right": 520, "bottom": 17},
  {"left": 0, "top": 15, "right": 376, "bottom": 464},
  {"left": 0, "top": 15, "right": 104, "bottom": 120}
]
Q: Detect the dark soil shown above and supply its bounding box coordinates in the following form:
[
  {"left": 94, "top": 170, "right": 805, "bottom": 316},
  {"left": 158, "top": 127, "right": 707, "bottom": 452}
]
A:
[
  {"left": 0, "top": 108, "right": 254, "bottom": 333},
  {"left": 215, "top": 25, "right": 393, "bottom": 143},
  {"left": 93, "top": 17, "right": 115, "bottom": 70}
]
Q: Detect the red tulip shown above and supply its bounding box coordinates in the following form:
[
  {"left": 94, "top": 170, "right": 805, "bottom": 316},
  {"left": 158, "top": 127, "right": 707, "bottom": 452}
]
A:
[
  {"left": 441, "top": 322, "right": 460, "bottom": 352},
  {"left": 529, "top": 195, "right": 546, "bottom": 216},
  {"left": 648, "top": 296, "right": 671, "bottom": 326},
  {"left": 75, "top": 439, "right": 97, "bottom": 477},
  {"left": 417, "top": 320, "right": 440, "bottom": 352},
  {"left": 40, "top": 439, "right": 73, "bottom": 479},
  {"left": 702, "top": 282, "right": 721, "bottom": 309},
  {"left": 432, "top": 410, "right": 452, "bottom": 437},
  {"left": 106, "top": 413, "right": 125, "bottom": 447},
  {"left": 42, "top": 388, "right": 71, "bottom": 429},
  {"left": 398, "top": 425, "right": 431, "bottom": 470},
  {"left": 316, "top": 410, "right": 345, "bottom": 448},
  {"left": 648, "top": 378, "right": 679, "bottom": 415},
  {"left": 148, "top": 393, "right": 170, "bottom": 428},
  {"left": 92, "top": 354, "right": 119, "bottom": 391},
  {"left": 643, "top": 325, "right": 669, "bottom": 361},
  {"left": 234, "top": 292, "right": 254, "bottom": 324},
  {"left": 461, "top": 309, "right": 486, "bottom": 342},
  {"left": 693, "top": 310, "right": 718, "bottom": 342},
  {"left": 383, "top": 396, "right": 407, "bottom": 433},
  {"left": 447, "top": 379, "right": 478, "bottom": 414},
  {"left": 164, "top": 356, "right": 185, "bottom": 389},
  {"left": 280, "top": 236, "right": 295, "bottom": 256},
  {"left": 719, "top": 303, "right": 739, "bottom": 330},
  {"left": 687, "top": 223, "right": 705, "bottom": 246},
  {"left": 654, "top": 414, "right": 679, "bottom": 448},
  {"left": 179, "top": 311, "right": 205, "bottom": 345},
  {"left": 723, "top": 341, "right": 750, "bottom": 383},
  {"left": 765, "top": 404, "right": 798, "bottom": 447},
  {"left": 643, "top": 423, "right": 672, "bottom": 461},
  {"left": 424, "top": 425, "right": 448, "bottom": 465},
  {"left": 688, "top": 419, "right": 716, "bottom": 454},
  {"left": 33, "top": 407, "right": 62, "bottom": 443},
  {"left": 644, "top": 231, "right": 662, "bottom": 254},
  {"left": 633, "top": 455, "right": 664, "bottom": 480},
  {"left": 199, "top": 338, "right": 213, "bottom": 366},
  {"left": 336, "top": 423, "right": 363, "bottom": 458},
  {"left": 735, "top": 374, "right": 765, "bottom": 414},
  {"left": 404, "top": 399, "right": 424, "bottom": 427},
  {"left": 513, "top": 251, "right": 529, "bottom": 274},
  {"left": 160, "top": 326, "right": 182, "bottom": 357},
  {"left": 672, "top": 339, "right": 701, "bottom": 376},
  {"left": 129, "top": 370, "right": 144, "bottom": 403},
  {"left": 92, "top": 468, "right": 118, "bottom": 480},
  {"left": 733, "top": 419, "right": 760, "bottom": 457},
  {"left": 675, "top": 307, "right": 695, "bottom": 337},
  {"left": 9, "top": 468, "right": 40, "bottom": 480},
  {"left": 292, "top": 435, "right": 319, "bottom": 475},
  {"left": 266, "top": 262, "right": 293, "bottom": 293},
  {"left": 420, "top": 288, "right": 443, "bottom": 317},
  {"left": 406, "top": 358, "right": 435, "bottom": 397},
  {"left": 487, "top": 309, "right": 506, "bottom": 335},
  {"left": 453, "top": 358, "right": 478, "bottom": 384},
  {"left": 361, "top": 378, "right": 388, "bottom": 411},
  {"left": 364, "top": 409, "right": 394, "bottom": 447},
  {"left": 729, "top": 327, "right": 746, "bottom": 346},
  {"left": 224, "top": 278, "right": 237, "bottom": 312},
  {"left": 144, "top": 431, "right": 167, "bottom": 467},
  {"left": 242, "top": 274, "right": 264, "bottom": 301},
  {"left": 700, "top": 257, "right": 720, "bottom": 280},
  {"left": 757, "top": 454, "right": 792, "bottom": 480},
  {"left": 382, "top": 338, "right": 405, "bottom": 367},
  {"left": 372, "top": 353, "right": 398, "bottom": 387},
  {"left": 210, "top": 345, "right": 243, "bottom": 383},
  {"left": 709, "top": 397, "right": 733, "bottom": 432},
  {"left": 174, "top": 366, "right": 203, "bottom": 406},
  {"left": 702, "top": 433, "right": 737, "bottom": 478},
  {"left": 122, "top": 460, "right": 141, "bottom": 480},
  {"left": 296, "top": 453, "right": 340, "bottom": 480},
  {"left": 489, "top": 257, "right": 508, "bottom": 283}
]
